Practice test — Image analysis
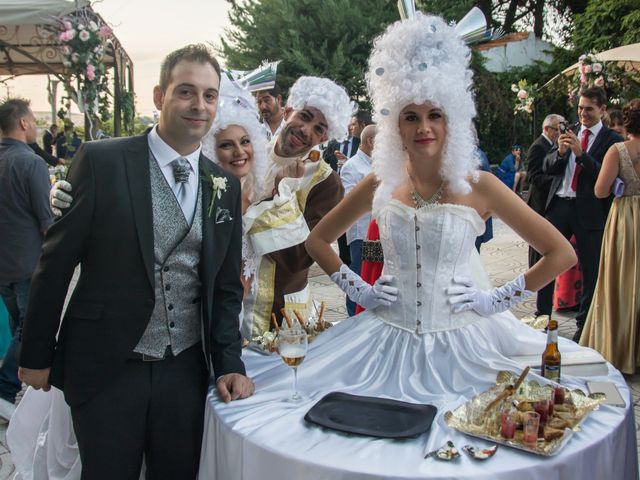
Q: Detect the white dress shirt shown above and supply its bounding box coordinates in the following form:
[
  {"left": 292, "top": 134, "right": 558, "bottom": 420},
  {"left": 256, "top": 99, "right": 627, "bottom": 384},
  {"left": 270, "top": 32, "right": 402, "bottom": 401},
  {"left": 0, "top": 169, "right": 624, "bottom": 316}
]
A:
[
  {"left": 556, "top": 121, "right": 602, "bottom": 198},
  {"left": 148, "top": 125, "right": 201, "bottom": 223},
  {"left": 340, "top": 149, "right": 372, "bottom": 245}
]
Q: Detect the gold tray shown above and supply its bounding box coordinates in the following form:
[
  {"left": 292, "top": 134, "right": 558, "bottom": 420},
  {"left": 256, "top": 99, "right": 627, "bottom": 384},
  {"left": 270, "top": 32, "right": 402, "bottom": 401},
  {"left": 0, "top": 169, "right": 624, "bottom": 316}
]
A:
[{"left": 444, "top": 371, "right": 602, "bottom": 456}]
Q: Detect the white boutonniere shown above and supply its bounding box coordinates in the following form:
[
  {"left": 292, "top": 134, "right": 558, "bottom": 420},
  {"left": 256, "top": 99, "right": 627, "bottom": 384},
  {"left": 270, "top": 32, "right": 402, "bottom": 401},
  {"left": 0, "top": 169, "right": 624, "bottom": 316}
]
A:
[{"left": 207, "top": 175, "right": 228, "bottom": 217}]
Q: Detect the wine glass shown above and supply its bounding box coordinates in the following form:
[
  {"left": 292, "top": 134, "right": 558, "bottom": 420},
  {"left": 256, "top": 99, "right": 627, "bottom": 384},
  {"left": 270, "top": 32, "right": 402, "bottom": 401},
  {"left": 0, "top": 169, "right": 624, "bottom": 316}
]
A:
[{"left": 278, "top": 327, "right": 308, "bottom": 402}]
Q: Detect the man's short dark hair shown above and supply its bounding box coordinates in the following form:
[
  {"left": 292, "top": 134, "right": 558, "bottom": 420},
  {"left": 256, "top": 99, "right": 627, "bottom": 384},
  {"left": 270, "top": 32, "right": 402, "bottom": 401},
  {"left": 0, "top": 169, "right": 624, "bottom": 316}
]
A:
[
  {"left": 579, "top": 87, "right": 607, "bottom": 107},
  {"left": 257, "top": 85, "right": 282, "bottom": 99},
  {"left": 0, "top": 98, "right": 32, "bottom": 133},
  {"left": 50, "top": 124, "right": 58, "bottom": 131},
  {"left": 159, "top": 44, "right": 221, "bottom": 91},
  {"left": 355, "top": 109, "right": 373, "bottom": 126}
]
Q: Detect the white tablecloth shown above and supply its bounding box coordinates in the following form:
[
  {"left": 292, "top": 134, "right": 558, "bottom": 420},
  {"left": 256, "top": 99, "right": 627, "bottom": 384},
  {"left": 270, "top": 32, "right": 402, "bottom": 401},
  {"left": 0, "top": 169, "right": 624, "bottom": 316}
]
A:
[{"left": 200, "top": 349, "right": 638, "bottom": 480}]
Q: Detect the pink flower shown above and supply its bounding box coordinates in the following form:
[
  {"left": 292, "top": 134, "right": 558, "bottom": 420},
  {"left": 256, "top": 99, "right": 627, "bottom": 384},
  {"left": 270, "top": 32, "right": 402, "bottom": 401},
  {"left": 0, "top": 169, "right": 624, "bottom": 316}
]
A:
[
  {"left": 63, "top": 20, "right": 73, "bottom": 30},
  {"left": 584, "top": 64, "right": 592, "bottom": 73},
  {"left": 592, "top": 63, "right": 603, "bottom": 73},
  {"left": 517, "top": 89, "right": 528, "bottom": 100},
  {"left": 580, "top": 73, "right": 587, "bottom": 84},
  {"left": 594, "top": 76, "right": 605, "bottom": 87},
  {"left": 79, "top": 30, "right": 91, "bottom": 42},
  {"left": 59, "top": 29, "right": 75, "bottom": 42},
  {"left": 99, "top": 25, "right": 113, "bottom": 38},
  {"left": 86, "top": 64, "right": 96, "bottom": 81}
]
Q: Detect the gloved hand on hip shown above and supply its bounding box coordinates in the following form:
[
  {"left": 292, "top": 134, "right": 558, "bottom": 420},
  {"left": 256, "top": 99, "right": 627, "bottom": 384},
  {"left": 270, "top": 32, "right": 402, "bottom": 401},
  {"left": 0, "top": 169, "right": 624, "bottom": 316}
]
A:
[
  {"left": 447, "top": 273, "right": 534, "bottom": 316},
  {"left": 330, "top": 264, "right": 399, "bottom": 310}
]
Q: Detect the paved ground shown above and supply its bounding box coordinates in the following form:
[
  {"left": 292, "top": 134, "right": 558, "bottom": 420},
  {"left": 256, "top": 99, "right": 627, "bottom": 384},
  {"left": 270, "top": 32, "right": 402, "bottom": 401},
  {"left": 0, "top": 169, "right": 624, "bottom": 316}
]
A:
[{"left": 1, "top": 218, "right": 638, "bottom": 478}]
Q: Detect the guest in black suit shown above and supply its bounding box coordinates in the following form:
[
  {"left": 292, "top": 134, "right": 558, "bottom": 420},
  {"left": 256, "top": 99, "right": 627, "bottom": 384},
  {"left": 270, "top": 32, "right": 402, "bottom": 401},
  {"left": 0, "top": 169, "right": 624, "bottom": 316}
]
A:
[
  {"left": 42, "top": 124, "right": 57, "bottom": 155},
  {"left": 322, "top": 109, "right": 372, "bottom": 172},
  {"left": 18, "top": 44, "right": 254, "bottom": 479},
  {"left": 541, "top": 87, "right": 623, "bottom": 340},
  {"left": 527, "top": 113, "right": 564, "bottom": 269}
]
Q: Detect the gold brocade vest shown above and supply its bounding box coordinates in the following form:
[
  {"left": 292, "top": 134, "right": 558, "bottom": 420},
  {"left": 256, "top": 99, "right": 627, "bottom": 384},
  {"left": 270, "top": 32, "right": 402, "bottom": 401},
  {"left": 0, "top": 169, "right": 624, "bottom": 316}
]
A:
[{"left": 241, "top": 159, "right": 333, "bottom": 340}]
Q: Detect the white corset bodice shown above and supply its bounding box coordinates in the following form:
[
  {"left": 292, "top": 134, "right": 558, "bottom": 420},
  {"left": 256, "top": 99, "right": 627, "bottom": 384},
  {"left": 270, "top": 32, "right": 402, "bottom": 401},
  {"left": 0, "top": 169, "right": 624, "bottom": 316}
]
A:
[{"left": 375, "top": 201, "right": 486, "bottom": 333}]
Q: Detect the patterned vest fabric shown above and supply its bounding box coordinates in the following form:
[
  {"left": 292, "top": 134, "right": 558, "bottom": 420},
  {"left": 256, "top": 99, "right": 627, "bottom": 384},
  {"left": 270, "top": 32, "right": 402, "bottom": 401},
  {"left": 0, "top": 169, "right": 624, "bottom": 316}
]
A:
[{"left": 134, "top": 153, "right": 203, "bottom": 357}]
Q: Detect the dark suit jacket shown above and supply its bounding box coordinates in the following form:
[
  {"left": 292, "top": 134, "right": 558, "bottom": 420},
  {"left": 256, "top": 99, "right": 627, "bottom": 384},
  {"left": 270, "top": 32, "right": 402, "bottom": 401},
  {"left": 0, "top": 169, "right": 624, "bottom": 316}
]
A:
[
  {"left": 322, "top": 137, "right": 360, "bottom": 172},
  {"left": 526, "top": 135, "right": 554, "bottom": 215},
  {"left": 29, "top": 142, "right": 59, "bottom": 167},
  {"left": 543, "top": 125, "right": 623, "bottom": 230},
  {"left": 43, "top": 130, "right": 54, "bottom": 155},
  {"left": 21, "top": 133, "right": 246, "bottom": 407}
]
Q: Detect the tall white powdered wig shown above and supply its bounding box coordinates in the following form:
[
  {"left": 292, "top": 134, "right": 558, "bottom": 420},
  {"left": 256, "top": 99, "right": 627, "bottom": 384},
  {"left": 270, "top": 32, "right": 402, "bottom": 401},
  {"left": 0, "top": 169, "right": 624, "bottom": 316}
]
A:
[
  {"left": 367, "top": 12, "right": 479, "bottom": 214},
  {"left": 286, "top": 76, "right": 356, "bottom": 142},
  {"left": 201, "top": 73, "right": 268, "bottom": 203}
]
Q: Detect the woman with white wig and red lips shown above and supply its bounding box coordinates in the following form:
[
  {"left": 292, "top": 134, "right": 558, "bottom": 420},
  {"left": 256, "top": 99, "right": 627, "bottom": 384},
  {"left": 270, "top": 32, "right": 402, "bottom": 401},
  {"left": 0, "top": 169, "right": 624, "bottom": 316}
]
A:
[{"left": 201, "top": 74, "right": 268, "bottom": 215}]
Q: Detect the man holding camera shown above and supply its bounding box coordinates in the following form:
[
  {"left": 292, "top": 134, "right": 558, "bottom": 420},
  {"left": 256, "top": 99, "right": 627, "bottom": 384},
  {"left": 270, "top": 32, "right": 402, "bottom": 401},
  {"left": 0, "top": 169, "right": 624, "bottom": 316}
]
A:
[{"left": 541, "top": 87, "right": 623, "bottom": 341}]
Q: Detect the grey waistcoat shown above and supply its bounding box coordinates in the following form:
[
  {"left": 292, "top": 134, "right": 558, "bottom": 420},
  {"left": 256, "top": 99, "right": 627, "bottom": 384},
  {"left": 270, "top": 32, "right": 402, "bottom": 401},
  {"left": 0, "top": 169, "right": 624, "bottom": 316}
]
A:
[{"left": 134, "top": 153, "right": 203, "bottom": 357}]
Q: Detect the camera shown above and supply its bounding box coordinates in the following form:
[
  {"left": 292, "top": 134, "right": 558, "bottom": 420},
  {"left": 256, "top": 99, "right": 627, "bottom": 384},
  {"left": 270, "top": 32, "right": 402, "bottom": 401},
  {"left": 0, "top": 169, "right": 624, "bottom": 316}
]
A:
[{"left": 558, "top": 122, "right": 567, "bottom": 134}]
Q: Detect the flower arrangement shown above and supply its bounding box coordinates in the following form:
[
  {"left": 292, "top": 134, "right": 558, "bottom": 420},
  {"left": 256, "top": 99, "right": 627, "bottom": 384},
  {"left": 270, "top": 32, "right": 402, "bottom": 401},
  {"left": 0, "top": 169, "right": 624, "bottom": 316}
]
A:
[
  {"left": 566, "top": 52, "right": 640, "bottom": 106},
  {"left": 53, "top": 8, "right": 113, "bottom": 126},
  {"left": 512, "top": 79, "right": 536, "bottom": 115}
]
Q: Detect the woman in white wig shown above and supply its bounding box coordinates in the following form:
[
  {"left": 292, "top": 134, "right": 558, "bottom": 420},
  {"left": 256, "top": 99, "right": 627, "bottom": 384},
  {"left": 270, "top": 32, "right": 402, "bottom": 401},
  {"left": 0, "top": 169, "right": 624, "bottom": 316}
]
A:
[
  {"left": 200, "top": 15, "right": 635, "bottom": 479},
  {"left": 201, "top": 73, "right": 268, "bottom": 214},
  {"left": 7, "top": 74, "right": 268, "bottom": 480},
  {"left": 306, "top": 11, "right": 622, "bottom": 434}
]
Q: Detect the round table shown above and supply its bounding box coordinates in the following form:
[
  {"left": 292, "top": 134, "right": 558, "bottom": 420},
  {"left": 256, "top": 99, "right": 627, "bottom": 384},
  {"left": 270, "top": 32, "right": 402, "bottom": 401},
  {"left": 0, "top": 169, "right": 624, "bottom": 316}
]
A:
[{"left": 199, "top": 349, "right": 638, "bottom": 480}]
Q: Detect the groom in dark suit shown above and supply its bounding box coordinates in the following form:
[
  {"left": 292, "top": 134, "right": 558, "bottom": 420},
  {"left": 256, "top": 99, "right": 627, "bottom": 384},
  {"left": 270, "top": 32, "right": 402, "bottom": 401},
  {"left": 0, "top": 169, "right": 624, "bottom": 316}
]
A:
[
  {"left": 541, "top": 87, "right": 623, "bottom": 341},
  {"left": 18, "top": 44, "right": 254, "bottom": 479}
]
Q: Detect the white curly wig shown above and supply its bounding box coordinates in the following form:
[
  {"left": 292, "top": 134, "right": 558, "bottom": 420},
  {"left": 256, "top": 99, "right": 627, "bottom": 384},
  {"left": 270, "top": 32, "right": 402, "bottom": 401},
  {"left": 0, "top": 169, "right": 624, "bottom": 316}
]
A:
[
  {"left": 367, "top": 12, "right": 480, "bottom": 214},
  {"left": 286, "top": 76, "right": 356, "bottom": 142},
  {"left": 201, "top": 74, "right": 268, "bottom": 203}
]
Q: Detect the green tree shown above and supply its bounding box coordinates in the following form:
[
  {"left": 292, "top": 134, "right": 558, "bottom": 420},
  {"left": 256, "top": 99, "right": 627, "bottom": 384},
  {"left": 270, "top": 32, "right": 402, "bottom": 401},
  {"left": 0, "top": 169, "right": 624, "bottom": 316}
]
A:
[
  {"left": 572, "top": 0, "right": 640, "bottom": 53},
  {"left": 217, "top": 0, "right": 397, "bottom": 102}
]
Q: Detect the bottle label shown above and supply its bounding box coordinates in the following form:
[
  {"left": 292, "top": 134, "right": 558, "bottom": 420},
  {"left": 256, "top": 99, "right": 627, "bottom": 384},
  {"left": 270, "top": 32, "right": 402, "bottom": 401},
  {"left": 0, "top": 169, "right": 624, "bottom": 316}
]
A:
[
  {"left": 547, "top": 330, "right": 558, "bottom": 344},
  {"left": 542, "top": 364, "right": 560, "bottom": 380}
]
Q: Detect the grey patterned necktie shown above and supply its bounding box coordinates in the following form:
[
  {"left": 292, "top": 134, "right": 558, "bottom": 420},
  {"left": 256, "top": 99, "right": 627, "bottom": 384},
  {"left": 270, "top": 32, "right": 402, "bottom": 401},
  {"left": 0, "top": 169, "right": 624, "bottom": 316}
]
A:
[{"left": 170, "top": 157, "right": 192, "bottom": 212}]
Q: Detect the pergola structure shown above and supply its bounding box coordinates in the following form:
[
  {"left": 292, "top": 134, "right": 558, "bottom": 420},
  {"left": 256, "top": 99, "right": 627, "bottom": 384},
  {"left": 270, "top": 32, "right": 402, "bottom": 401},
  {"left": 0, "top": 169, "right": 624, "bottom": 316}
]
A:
[{"left": 0, "top": 0, "right": 134, "bottom": 137}]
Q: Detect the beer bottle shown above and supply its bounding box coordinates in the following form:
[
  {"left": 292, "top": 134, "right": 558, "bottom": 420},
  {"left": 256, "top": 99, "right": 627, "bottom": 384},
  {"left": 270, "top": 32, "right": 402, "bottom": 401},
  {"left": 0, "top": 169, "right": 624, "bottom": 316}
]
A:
[{"left": 541, "top": 319, "right": 561, "bottom": 381}]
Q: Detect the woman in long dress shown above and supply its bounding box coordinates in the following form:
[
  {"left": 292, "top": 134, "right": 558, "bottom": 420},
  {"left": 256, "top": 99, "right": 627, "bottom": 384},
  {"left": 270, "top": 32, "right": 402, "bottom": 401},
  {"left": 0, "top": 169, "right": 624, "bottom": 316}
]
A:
[
  {"left": 204, "top": 14, "right": 637, "bottom": 480},
  {"left": 580, "top": 98, "right": 640, "bottom": 374},
  {"left": 7, "top": 75, "right": 268, "bottom": 480}
]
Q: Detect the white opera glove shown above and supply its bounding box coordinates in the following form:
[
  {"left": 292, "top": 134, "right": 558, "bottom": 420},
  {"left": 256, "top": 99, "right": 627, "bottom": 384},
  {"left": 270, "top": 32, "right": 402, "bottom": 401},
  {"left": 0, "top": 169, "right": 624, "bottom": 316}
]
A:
[
  {"left": 330, "top": 264, "right": 399, "bottom": 310},
  {"left": 50, "top": 180, "right": 73, "bottom": 216},
  {"left": 447, "top": 273, "right": 534, "bottom": 316}
]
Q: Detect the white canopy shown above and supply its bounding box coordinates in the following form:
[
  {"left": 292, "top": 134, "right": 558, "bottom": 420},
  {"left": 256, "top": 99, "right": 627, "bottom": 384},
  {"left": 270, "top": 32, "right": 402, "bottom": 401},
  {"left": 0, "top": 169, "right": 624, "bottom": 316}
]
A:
[
  {"left": 0, "top": 0, "right": 88, "bottom": 26},
  {"left": 543, "top": 43, "right": 640, "bottom": 88},
  {"left": 0, "top": 0, "right": 130, "bottom": 76}
]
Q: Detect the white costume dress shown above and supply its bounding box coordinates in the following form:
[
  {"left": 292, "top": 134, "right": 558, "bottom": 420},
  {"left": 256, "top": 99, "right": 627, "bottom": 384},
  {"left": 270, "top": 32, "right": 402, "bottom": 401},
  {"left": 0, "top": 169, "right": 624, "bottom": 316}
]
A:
[
  {"left": 202, "top": 202, "right": 635, "bottom": 480},
  {"left": 10, "top": 203, "right": 635, "bottom": 479}
]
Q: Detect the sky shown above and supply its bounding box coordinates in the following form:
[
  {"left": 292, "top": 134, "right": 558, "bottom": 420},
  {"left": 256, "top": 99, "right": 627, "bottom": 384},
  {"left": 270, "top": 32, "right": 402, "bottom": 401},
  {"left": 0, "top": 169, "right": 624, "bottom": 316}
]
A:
[{"left": 2, "top": 0, "right": 233, "bottom": 117}]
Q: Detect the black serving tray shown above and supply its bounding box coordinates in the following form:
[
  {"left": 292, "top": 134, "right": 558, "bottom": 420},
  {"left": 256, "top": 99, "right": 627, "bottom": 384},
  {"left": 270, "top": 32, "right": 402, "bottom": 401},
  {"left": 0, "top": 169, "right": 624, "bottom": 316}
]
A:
[{"left": 304, "top": 392, "right": 437, "bottom": 438}]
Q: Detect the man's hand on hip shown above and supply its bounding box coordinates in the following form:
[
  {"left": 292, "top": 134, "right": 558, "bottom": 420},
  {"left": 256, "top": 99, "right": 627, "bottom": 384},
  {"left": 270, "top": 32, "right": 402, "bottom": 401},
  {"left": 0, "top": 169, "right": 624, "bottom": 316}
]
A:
[
  {"left": 18, "top": 367, "right": 51, "bottom": 391},
  {"left": 216, "top": 373, "right": 255, "bottom": 403}
]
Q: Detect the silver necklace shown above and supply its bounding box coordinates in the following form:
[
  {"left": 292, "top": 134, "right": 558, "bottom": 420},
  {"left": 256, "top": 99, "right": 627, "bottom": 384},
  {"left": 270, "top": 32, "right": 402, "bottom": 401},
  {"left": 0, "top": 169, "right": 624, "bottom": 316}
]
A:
[{"left": 410, "top": 182, "right": 443, "bottom": 209}]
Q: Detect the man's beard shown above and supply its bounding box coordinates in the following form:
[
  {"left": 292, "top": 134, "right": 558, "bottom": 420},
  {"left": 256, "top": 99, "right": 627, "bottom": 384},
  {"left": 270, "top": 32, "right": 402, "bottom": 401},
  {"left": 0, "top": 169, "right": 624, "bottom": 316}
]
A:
[{"left": 278, "top": 126, "right": 311, "bottom": 157}]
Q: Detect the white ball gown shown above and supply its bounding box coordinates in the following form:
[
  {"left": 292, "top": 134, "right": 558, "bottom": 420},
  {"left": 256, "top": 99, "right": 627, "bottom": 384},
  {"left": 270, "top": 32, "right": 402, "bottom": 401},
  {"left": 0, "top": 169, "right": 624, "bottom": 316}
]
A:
[
  {"left": 8, "top": 202, "right": 636, "bottom": 479},
  {"left": 201, "top": 201, "right": 636, "bottom": 480}
]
